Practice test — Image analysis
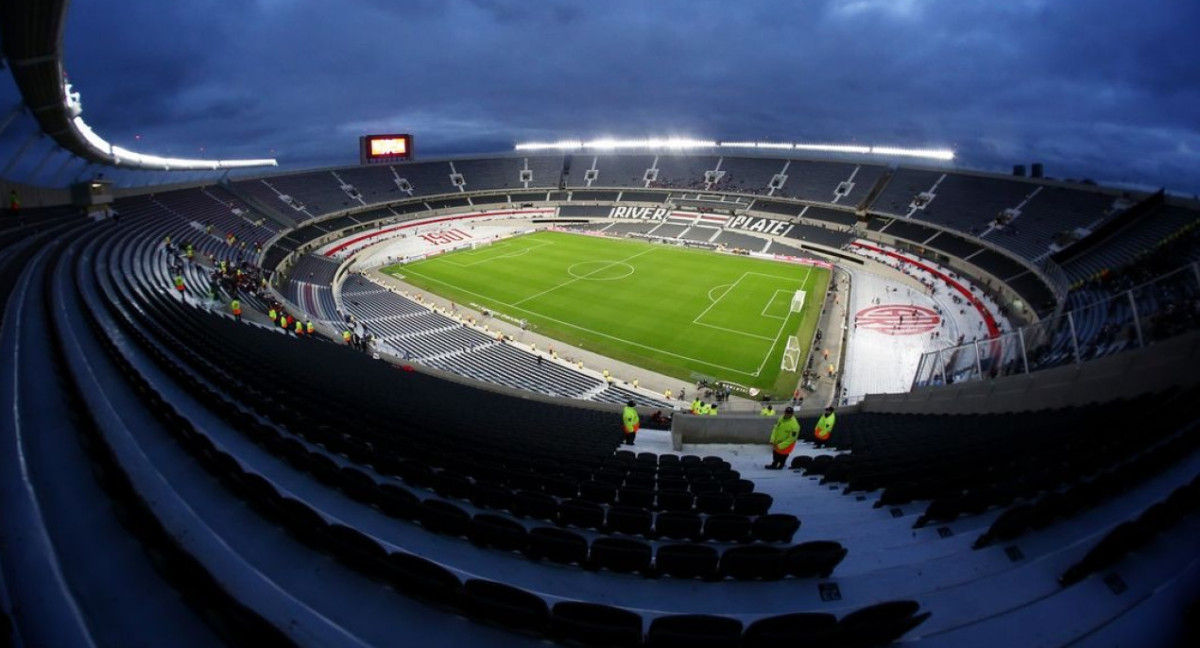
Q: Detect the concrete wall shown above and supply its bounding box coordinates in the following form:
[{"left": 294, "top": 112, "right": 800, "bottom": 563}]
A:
[
  {"left": 670, "top": 413, "right": 779, "bottom": 450},
  {"left": 861, "top": 330, "right": 1200, "bottom": 414}
]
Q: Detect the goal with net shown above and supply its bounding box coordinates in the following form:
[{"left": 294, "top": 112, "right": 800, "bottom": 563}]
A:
[
  {"left": 781, "top": 335, "right": 801, "bottom": 372},
  {"left": 790, "top": 289, "right": 806, "bottom": 313}
]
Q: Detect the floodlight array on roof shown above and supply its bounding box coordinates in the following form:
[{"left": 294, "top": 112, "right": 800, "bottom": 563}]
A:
[{"left": 515, "top": 138, "right": 954, "bottom": 161}]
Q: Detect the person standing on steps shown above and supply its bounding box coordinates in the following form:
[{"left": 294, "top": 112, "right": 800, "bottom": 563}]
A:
[
  {"left": 622, "top": 400, "right": 640, "bottom": 446},
  {"left": 766, "top": 407, "right": 800, "bottom": 469},
  {"left": 814, "top": 406, "right": 837, "bottom": 449}
]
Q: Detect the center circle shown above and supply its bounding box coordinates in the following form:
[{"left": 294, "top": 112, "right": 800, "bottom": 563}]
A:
[{"left": 567, "top": 261, "right": 635, "bottom": 281}]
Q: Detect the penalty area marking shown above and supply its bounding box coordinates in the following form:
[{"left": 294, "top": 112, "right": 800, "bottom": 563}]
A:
[
  {"left": 707, "top": 284, "right": 732, "bottom": 302},
  {"left": 761, "top": 289, "right": 790, "bottom": 320}
]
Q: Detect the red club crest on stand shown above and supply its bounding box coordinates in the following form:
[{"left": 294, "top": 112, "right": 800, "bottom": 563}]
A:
[{"left": 855, "top": 305, "right": 940, "bottom": 335}]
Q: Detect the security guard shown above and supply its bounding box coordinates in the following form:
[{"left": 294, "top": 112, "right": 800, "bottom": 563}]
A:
[
  {"left": 306, "top": 320, "right": 314, "bottom": 336},
  {"left": 622, "top": 400, "right": 640, "bottom": 446},
  {"left": 230, "top": 298, "right": 242, "bottom": 322},
  {"left": 760, "top": 403, "right": 775, "bottom": 417},
  {"left": 766, "top": 406, "right": 800, "bottom": 469},
  {"left": 814, "top": 406, "right": 837, "bottom": 449},
  {"left": 342, "top": 329, "right": 352, "bottom": 344},
  {"left": 691, "top": 398, "right": 702, "bottom": 414}
]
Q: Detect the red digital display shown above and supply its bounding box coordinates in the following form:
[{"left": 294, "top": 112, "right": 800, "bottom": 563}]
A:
[{"left": 360, "top": 134, "right": 413, "bottom": 164}]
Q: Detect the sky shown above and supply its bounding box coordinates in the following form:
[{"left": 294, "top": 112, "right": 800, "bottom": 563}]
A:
[{"left": 40, "top": 0, "right": 1200, "bottom": 193}]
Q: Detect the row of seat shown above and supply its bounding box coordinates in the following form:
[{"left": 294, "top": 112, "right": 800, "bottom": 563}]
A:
[
  {"left": 974, "top": 430, "right": 1200, "bottom": 549},
  {"left": 1059, "top": 474, "right": 1199, "bottom": 586}
]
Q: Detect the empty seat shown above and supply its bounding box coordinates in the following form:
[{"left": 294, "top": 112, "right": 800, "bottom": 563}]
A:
[
  {"left": 617, "top": 486, "right": 656, "bottom": 509},
  {"left": 789, "top": 455, "right": 813, "bottom": 470},
  {"left": 327, "top": 524, "right": 388, "bottom": 572},
  {"left": 733, "top": 492, "right": 773, "bottom": 516},
  {"left": 508, "top": 470, "right": 544, "bottom": 492},
  {"left": 655, "top": 511, "right": 702, "bottom": 540},
  {"left": 690, "top": 480, "right": 722, "bottom": 495},
  {"left": 657, "top": 490, "right": 694, "bottom": 512},
  {"left": 559, "top": 499, "right": 606, "bottom": 530},
  {"left": 607, "top": 506, "right": 654, "bottom": 536},
  {"left": 624, "top": 473, "right": 656, "bottom": 490},
  {"left": 751, "top": 514, "right": 801, "bottom": 543},
  {"left": 419, "top": 499, "right": 472, "bottom": 537},
  {"left": 337, "top": 466, "right": 378, "bottom": 503},
  {"left": 743, "top": 612, "right": 838, "bottom": 648},
  {"left": 433, "top": 471, "right": 473, "bottom": 501},
  {"left": 805, "top": 455, "right": 834, "bottom": 476},
  {"left": 526, "top": 527, "right": 588, "bottom": 566},
  {"left": 580, "top": 480, "right": 618, "bottom": 505},
  {"left": 277, "top": 498, "right": 329, "bottom": 548},
  {"left": 513, "top": 490, "right": 559, "bottom": 522},
  {"left": 696, "top": 492, "right": 734, "bottom": 514},
  {"left": 544, "top": 475, "right": 580, "bottom": 498},
  {"left": 722, "top": 478, "right": 755, "bottom": 496},
  {"left": 386, "top": 552, "right": 463, "bottom": 609},
  {"left": 657, "top": 476, "right": 689, "bottom": 492},
  {"left": 839, "top": 600, "right": 930, "bottom": 646},
  {"left": 784, "top": 541, "right": 847, "bottom": 578},
  {"left": 590, "top": 537, "right": 653, "bottom": 574},
  {"left": 655, "top": 544, "right": 719, "bottom": 580},
  {"left": 469, "top": 481, "right": 515, "bottom": 512},
  {"left": 375, "top": 483, "right": 420, "bottom": 520},
  {"left": 719, "top": 545, "right": 786, "bottom": 580},
  {"left": 703, "top": 513, "right": 752, "bottom": 543},
  {"left": 397, "top": 459, "right": 437, "bottom": 488},
  {"left": 647, "top": 614, "right": 742, "bottom": 648},
  {"left": 469, "top": 514, "right": 529, "bottom": 553},
  {"left": 593, "top": 470, "right": 626, "bottom": 487},
  {"left": 551, "top": 602, "right": 643, "bottom": 647},
  {"left": 463, "top": 579, "right": 549, "bottom": 634},
  {"left": 973, "top": 504, "right": 1035, "bottom": 548}
]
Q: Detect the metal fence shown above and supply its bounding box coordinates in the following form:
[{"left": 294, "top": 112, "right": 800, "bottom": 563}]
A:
[{"left": 911, "top": 262, "right": 1200, "bottom": 388}]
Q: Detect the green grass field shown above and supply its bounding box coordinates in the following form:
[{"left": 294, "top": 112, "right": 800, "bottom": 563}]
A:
[{"left": 382, "top": 231, "right": 829, "bottom": 395}]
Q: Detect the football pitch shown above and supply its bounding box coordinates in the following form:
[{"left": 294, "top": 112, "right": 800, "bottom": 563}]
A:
[{"left": 381, "top": 231, "right": 829, "bottom": 394}]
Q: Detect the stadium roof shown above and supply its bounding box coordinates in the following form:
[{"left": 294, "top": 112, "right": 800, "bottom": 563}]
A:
[{"left": 0, "top": 0, "right": 275, "bottom": 173}]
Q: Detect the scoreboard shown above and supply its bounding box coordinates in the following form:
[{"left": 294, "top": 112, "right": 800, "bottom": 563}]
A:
[{"left": 359, "top": 134, "right": 413, "bottom": 164}]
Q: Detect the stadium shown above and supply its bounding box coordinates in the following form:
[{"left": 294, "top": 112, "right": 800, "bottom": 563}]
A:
[{"left": 1, "top": 2, "right": 1198, "bottom": 647}]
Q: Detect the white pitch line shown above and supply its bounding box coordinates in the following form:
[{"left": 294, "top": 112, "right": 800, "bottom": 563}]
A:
[
  {"left": 511, "top": 246, "right": 656, "bottom": 307},
  {"left": 443, "top": 240, "right": 552, "bottom": 267},
  {"left": 398, "top": 267, "right": 761, "bottom": 376},
  {"left": 694, "top": 321, "right": 776, "bottom": 341},
  {"left": 761, "top": 289, "right": 789, "bottom": 320},
  {"left": 693, "top": 271, "right": 750, "bottom": 324}
]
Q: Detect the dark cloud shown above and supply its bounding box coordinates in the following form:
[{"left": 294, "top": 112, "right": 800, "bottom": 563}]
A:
[{"left": 53, "top": 0, "right": 1200, "bottom": 193}]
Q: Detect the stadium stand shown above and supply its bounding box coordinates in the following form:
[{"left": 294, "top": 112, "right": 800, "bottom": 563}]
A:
[
  {"left": 652, "top": 155, "right": 719, "bottom": 190},
  {"left": 715, "top": 156, "right": 787, "bottom": 195},
  {"left": 774, "top": 160, "right": 885, "bottom": 206}
]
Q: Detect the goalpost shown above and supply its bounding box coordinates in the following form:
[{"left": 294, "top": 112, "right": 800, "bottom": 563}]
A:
[
  {"left": 779, "top": 290, "right": 806, "bottom": 371},
  {"left": 790, "top": 289, "right": 806, "bottom": 313},
  {"left": 781, "top": 335, "right": 801, "bottom": 372}
]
